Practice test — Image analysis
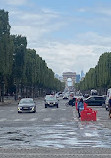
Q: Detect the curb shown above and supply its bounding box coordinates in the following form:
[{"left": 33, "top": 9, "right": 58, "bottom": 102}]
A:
[{"left": 0, "top": 100, "right": 17, "bottom": 106}]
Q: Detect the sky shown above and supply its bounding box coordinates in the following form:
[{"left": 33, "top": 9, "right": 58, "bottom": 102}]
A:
[{"left": 1, "top": 0, "right": 111, "bottom": 76}]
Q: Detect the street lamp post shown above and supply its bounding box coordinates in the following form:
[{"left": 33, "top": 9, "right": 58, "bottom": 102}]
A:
[
  {"left": 31, "top": 86, "right": 33, "bottom": 98},
  {"left": 14, "top": 81, "right": 17, "bottom": 100},
  {"left": 1, "top": 81, "right": 4, "bottom": 102},
  {"left": 18, "top": 83, "right": 21, "bottom": 100}
]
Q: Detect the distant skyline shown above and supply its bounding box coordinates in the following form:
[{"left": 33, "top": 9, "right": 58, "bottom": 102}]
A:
[{"left": 1, "top": 0, "right": 111, "bottom": 75}]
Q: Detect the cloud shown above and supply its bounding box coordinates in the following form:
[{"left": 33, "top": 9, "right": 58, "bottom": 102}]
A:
[
  {"left": 77, "top": 8, "right": 87, "bottom": 13},
  {"left": 33, "top": 39, "right": 111, "bottom": 76},
  {"left": 10, "top": 8, "right": 65, "bottom": 38},
  {"left": 9, "top": 9, "right": 59, "bottom": 24},
  {"left": 77, "top": 6, "right": 111, "bottom": 17},
  {"left": 3, "top": 0, "right": 28, "bottom": 6},
  {"left": 95, "top": 8, "right": 111, "bottom": 16},
  {"left": 11, "top": 25, "right": 48, "bottom": 40},
  {"left": 10, "top": 12, "right": 111, "bottom": 76},
  {"left": 76, "top": 32, "right": 111, "bottom": 46},
  {"left": 7, "top": 3, "right": 111, "bottom": 76}
]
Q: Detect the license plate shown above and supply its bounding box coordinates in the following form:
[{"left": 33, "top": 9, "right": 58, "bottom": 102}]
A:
[{"left": 23, "top": 107, "right": 29, "bottom": 110}]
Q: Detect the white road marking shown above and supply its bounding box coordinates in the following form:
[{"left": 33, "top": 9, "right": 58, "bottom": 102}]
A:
[
  {"left": 0, "top": 118, "right": 7, "bottom": 121},
  {"left": 29, "top": 118, "right": 37, "bottom": 121},
  {"left": 60, "top": 118, "right": 66, "bottom": 121},
  {"left": 0, "top": 118, "right": 38, "bottom": 122},
  {"left": 51, "top": 109, "right": 57, "bottom": 111},
  {"left": 61, "top": 109, "right": 66, "bottom": 110},
  {"left": 0, "top": 110, "right": 4, "bottom": 112},
  {"left": 40, "top": 109, "right": 46, "bottom": 111},
  {"left": 14, "top": 119, "right": 23, "bottom": 121},
  {"left": 43, "top": 118, "right": 51, "bottom": 121},
  {"left": 10, "top": 110, "right": 15, "bottom": 112}
]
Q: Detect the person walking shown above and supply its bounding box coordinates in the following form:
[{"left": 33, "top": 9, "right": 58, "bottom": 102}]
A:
[
  {"left": 77, "top": 98, "right": 84, "bottom": 118},
  {"left": 108, "top": 96, "right": 111, "bottom": 118}
]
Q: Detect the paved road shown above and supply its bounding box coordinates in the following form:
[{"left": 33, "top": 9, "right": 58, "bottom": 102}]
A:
[{"left": 0, "top": 97, "right": 111, "bottom": 157}]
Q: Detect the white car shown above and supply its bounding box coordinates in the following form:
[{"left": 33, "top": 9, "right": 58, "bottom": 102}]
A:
[{"left": 63, "top": 93, "right": 69, "bottom": 99}]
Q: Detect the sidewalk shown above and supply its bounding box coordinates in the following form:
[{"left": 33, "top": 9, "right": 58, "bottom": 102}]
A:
[{"left": 0, "top": 97, "right": 17, "bottom": 106}]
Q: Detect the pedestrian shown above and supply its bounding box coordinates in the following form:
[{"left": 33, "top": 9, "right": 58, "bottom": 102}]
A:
[
  {"left": 18, "top": 94, "right": 21, "bottom": 101},
  {"left": 77, "top": 98, "right": 84, "bottom": 118},
  {"left": 108, "top": 96, "right": 111, "bottom": 118}
]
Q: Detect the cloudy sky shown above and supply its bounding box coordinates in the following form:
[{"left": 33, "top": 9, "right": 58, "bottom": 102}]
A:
[{"left": 1, "top": 0, "right": 111, "bottom": 76}]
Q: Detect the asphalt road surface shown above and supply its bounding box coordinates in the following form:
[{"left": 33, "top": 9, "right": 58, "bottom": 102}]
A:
[{"left": 0, "top": 97, "right": 111, "bottom": 157}]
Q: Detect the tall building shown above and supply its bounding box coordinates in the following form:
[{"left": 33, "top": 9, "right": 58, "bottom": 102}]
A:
[
  {"left": 76, "top": 74, "right": 80, "bottom": 83},
  {"left": 81, "top": 70, "right": 85, "bottom": 79},
  {"left": 55, "top": 74, "right": 63, "bottom": 82},
  {"left": 54, "top": 74, "right": 59, "bottom": 79}
]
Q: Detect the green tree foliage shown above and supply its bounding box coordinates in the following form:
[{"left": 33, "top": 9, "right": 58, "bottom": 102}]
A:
[
  {"left": 78, "top": 52, "right": 111, "bottom": 92},
  {"left": 0, "top": 9, "right": 64, "bottom": 97},
  {"left": 12, "top": 35, "right": 27, "bottom": 82},
  {"left": 0, "top": 10, "right": 13, "bottom": 79}
]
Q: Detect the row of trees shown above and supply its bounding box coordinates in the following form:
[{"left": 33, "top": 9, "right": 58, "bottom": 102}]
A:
[
  {"left": 0, "top": 9, "right": 64, "bottom": 101},
  {"left": 76, "top": 52, "right": 111, "bottom": 95}
]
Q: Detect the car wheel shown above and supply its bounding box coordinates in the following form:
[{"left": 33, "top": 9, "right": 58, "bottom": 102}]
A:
[
  {"left": 57, "top": 104, "right": 58, "bottom": 108},
  {"left": 33, "top": 110, "right": 36, "bottom": 113},
  {"left": 106, "top": 107, "right": 109, "bottom": 111},
  {"left": 102, "top": 104, "right": 105, "bottom": 108},
  {"left": 45, "top": 105, "right": 47, "bottom": 108}
]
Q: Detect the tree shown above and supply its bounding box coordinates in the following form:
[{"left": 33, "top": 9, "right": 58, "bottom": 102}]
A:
[{"left": 0, "top": 10, "right": 14, "bottom": 101}]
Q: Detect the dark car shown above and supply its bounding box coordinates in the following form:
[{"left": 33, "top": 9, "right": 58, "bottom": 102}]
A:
[
  {"left": 84, "top": 96, "right": 105, "bottom": 106},
  {"left": 83, "top": 94, "right": 89, "bottom": 98},
  {"left": 18, "top": 98, "right": 36, "bottom": 113},
  {"left": 69, "top": 97, "right": 76, "bottom": 106},
  {"left": 44, "top": 95, "right": 59, "bottom": 108}
]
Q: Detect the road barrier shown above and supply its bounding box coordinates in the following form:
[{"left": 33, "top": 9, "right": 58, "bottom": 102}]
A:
[
  {"left": 75, "top": 101, "right": 97, "bottom": 121},
  {"left": 81, "top": 107, "right": 97, "bottom": 121}
]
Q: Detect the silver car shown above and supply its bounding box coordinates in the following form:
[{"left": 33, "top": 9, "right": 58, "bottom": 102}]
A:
[
  {"left": 44, "top": 95, "right": 59, "bottom": 108},
  {"left": 18, "top": 98, "right": 36, "bottom": 113}
]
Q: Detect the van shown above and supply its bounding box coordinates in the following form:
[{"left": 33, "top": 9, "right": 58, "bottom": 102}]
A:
[{"left": 105, "top": 88, "right": 111, "bottom": 110}]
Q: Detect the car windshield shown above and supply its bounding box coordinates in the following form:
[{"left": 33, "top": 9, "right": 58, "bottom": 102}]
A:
[
  {"left": 45, "top": 95, "right": 57, "bottom": 101},
  {"left": 20, "top": 99, "right": 34, "bottom": 104}
]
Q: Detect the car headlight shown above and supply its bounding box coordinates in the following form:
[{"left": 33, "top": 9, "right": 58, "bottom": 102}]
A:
[
  {"left": 18, "top": 107, "right": 22, "bottom": 110},
  {"left": 53, "top": 102, "right": 57, "bottom": 104},
  {"left": 31, "top": 107, "right": 35, "bottom": 110}
]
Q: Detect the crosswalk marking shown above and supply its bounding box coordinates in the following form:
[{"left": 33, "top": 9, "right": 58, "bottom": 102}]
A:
[
  {"left": 14, "top": 119, "right": 23, "bottom": 121},
  {"left": 0, "top": 110, "right": 4, "bottom": 112},
  {"left": 10, "top": 110, "right": 15, "bottom": 112},
  {"left": 61, "top": 109, "right": 66, "bottom": 110},
  {"left": 40, "top": 109, "right": 46, "bottom": 112},
  {"left": 29, "top": 118, "right": 37, "bottom": 121},
  {"left": 0, "top": 118, "right": 37, "bottom": 122},
  {"left": 43, "top": 118, "right": 51, "bottom": 121},
  {"left": 0, "top": 118, "right": 7, "bottom": 121},
  {"left": 60, "top": 118, "right": 66, "bottom": 121}
]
